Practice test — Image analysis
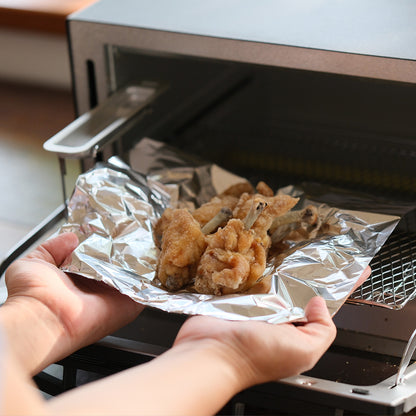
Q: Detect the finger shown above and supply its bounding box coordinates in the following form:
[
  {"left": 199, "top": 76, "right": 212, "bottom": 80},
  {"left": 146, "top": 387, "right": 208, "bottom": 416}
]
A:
[
  {"left": 302, "top": 296, "right": 336, "bottom": 347},
  {"left": 304, "top": 296, "right": 332, "bottom": 325},
  {"left": 27, "top": 232, "right": 79, "bottom": 266},
  {"left": 303, "top": 297, "right": 336, "bottom": 338}
]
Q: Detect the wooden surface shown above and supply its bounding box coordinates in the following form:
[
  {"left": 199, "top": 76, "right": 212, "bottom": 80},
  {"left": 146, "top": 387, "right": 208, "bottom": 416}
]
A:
[{"left": 0, "top": 0, "right": 97, "bottom": 34}]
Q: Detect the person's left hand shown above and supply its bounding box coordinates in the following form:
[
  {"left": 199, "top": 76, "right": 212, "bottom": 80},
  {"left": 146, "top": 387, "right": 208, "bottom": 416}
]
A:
[
  {"left": 174, "top": 296, "right": 336, "bottom": 389},
  {"left": 2, "top": 232, "right": 144, "bottom": 375},
  {"left": 174, "top": 267, "right": 371, "bottom": 389}
]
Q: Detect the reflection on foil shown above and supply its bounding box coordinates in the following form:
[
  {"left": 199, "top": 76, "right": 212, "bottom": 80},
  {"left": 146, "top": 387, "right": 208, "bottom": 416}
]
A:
[{"left": 59, "top": 138, "right": 400, "bottom": 323}]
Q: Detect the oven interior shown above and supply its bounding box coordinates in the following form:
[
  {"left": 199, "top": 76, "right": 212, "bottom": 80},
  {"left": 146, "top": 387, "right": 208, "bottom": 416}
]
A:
[{"left": 107, "top": 46, "right": 416, "bottom": 200}]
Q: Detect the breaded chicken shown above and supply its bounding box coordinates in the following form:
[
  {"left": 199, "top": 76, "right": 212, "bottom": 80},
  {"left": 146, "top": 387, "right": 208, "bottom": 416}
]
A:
[
  {"left": 155, "top": 208, "right": 206, "bottom": 291},
  {"left": 195, "top": 219, "right": 266, "bottom": 295},
  {"left": 233, "top": 193, "right": 299, "bottom": 248},
  {"left": 154, "top": 181, "right": 301, "bottom": 296},
  {"left": 191, "top": 181, "right": 254, "bottom": 228},
  {"left": 191, "top": 195, "right": 239, "bottom": 228}
]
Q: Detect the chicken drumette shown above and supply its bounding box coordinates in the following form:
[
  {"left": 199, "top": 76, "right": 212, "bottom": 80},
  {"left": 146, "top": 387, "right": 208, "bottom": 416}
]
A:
[
  {"left": 195, "top": 217, "right": 267, "bottom": 295},
  {"left": 194, "top": 193, "right": 298, "bottom": 295},
  {"left": 232, "top": 192, "right": 299, "bottom": 249},
  {"left": 154, "top": 208, "right": 207, "bottom": 291},
  {"left": 154, "top": 180, "right": 315, "bottom": 296},
  {"left": 191, "top": 181, "right": 254, "bottom": 228}
]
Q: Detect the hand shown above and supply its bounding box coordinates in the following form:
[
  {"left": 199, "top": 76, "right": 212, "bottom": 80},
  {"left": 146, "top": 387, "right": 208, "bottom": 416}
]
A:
[
  {"left": 174, "top": 266, "right": 370, "bottom": 389},
  {"left": 174, "top": 296, "right": 336, "bottom": 389},
  {"left": 2, "top": 232, "right": 143, "bottom": 375}
]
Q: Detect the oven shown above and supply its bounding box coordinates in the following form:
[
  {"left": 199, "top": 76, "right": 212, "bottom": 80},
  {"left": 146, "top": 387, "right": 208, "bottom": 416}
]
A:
[{"left": 2, "top": 0, "right": 416, "bottom": 414}]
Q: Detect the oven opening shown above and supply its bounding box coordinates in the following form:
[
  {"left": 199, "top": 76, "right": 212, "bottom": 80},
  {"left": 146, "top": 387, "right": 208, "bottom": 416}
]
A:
[{"left": 104, "top": 45, "right": 416, "bottom": 201}]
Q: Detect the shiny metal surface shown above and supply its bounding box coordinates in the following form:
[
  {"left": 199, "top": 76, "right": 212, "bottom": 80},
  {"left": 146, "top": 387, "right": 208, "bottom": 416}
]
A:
[
  {"left": 43, "top": 84, "right": 161, "bottom": 158},
  {"left": 349, "top": 233, "right": 416, "bottom": 309},
  {"left": 72, "top": 0, "right": 416, "bottom": 61},
  {"left": 68, "top": 0, "right": 416, "bottom": 114},
  {"left": 395, "top": 329, "right": 416, "bottom": 386}
]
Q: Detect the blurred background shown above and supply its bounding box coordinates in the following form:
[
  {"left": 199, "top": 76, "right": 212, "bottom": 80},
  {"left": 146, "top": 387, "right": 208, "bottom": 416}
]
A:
[{"left": 0, "top": 0, "right": 96, "bottom": 261}]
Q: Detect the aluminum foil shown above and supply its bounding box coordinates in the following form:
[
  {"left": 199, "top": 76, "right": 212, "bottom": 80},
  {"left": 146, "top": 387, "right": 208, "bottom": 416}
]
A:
[{"left": 59, "top": 138, "right": 400, "bottom": 323}]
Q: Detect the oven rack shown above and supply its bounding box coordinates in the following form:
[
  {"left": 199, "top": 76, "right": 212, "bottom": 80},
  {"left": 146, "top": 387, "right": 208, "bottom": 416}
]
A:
[{"left": 349, "top": 232, "right": 416, "bottom": 309}]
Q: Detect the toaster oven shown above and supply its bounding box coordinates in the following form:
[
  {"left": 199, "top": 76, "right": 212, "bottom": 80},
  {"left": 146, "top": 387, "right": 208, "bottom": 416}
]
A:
[{"left": 3, "top": 0, "right": 416, "bottom": 414}]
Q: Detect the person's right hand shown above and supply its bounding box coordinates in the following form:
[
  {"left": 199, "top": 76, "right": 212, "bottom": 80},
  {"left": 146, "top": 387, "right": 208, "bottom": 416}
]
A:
[{"left": 2, "top": 232, "right": 144, "bottom": 375}]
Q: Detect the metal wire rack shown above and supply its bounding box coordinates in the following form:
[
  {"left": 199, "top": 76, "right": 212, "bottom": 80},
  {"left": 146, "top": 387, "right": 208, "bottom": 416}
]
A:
[{"left": 349, "top": 232, "right": 416, "bottom": 309}]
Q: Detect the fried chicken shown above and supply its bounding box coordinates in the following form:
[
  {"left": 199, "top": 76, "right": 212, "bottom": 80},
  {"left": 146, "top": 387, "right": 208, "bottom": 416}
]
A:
[
  {"left": 191, "top": 195, "right": 239, "bottom": 229},
  {"left": 195, "top": 218, "right": 266, "bottom": 295},
  {"left": 155, "top": 208, "right": 207, "bottom": 291},
  {"left": 269, "top": 205, "right": 320, "bottom": 244},
  {"left": 194, "top": 193, "right": 298, "bottom": 295},
  {"left": 233, "top": 193, "right": 299, "bottom": 249},
  {"left": 153, "top": 180, "right": 321, "bottom": 296},
  {"left": 191, "top": 181, "right": 254, "bottom": 228}
]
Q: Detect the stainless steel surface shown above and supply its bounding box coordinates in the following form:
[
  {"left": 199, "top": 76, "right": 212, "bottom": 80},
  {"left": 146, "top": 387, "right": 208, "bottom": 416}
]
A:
[
  {"left": 282, "top": 363, "right": 416, "bottom": 415},
  {"left": 97, "top": 335, "right": 167, "bottom": 358},
  {"left": 349, "top": 233, "right": 416, "bottom": 309},
  {"left": 71, "top": 0, "right": 416, "bottom": 66},
  {"left": 68, "top": 0, "right": 416, "bottom": 116},
  {"left": 395, "top": 329, "right": 416, "bottom": 386},
  {"left": 43, "top": 84, "right": 161, "bottom": 158}
]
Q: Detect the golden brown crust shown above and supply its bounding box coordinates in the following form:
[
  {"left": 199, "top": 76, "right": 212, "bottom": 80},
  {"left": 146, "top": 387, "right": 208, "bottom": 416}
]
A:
[
  {"left": 154, "top": 182, "right": 307, "bottom": 295},
  {"left": 192, "top": 195, "right": 239, "bottom": 228},
  {"left": 155, "top": 208, "right": 207, "bottom": 291},
  {"left": 195, "top": 219, "right": 267, "bottom": 295}
]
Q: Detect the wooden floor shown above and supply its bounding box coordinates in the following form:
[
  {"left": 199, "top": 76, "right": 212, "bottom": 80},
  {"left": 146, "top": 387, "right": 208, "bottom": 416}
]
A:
[{"left": 0, "top": 81, "right": 80, "bottom": 264}]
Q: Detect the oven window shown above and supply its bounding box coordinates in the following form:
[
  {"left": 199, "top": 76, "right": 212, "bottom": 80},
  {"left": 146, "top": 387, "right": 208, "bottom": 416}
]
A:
[{"left": 106, "top": 45, "right": 416, "bottom": 200}]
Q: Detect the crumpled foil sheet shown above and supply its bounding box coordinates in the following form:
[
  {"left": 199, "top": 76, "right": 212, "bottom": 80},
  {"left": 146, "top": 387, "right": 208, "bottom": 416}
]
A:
[{"left": 60, "top": 138, "right": 400, "bottom": 323}]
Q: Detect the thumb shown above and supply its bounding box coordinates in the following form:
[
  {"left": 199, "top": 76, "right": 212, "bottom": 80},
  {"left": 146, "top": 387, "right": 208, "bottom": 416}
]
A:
[
  {"left": 301, "top": 296, "right": 336, "bottom": 350},
  {"left": 27, "top": 232, "right": 79, "bottom": 267},
  {"left": 304, "top": 296, "right": 332, "bottom": 324},
  {"left": 303, "top": 296, "right": 336, "bottom": 342}
]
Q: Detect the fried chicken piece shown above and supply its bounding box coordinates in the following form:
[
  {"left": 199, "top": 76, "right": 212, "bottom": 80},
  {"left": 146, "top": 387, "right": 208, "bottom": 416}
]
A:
[
  {"left": 192, "top": 195, "right": 239, "bottom": 228},
  {"left": 195, "top": 219, "right": 266, "bottom": 295},
  {"left": 233, "top": 193, "right": 299, "bottom": 249},
  {"left": 195, "top": 192, "right": 297, "bottom": 295},
  {"left": 154, "top": 181, "right": 298, "bottom": 295},
  {"left": 219, "top": 181, "right": 254, "bottom": 197},
  {"left": 191, "top": 181, "right": 254, "bottom": 228},
  {"left": 201, "top": 207, "right": 233, "bottom": 234},
  {"left": 155, "top": 208, "right": 207, "bottom": 291},
  {"left": 269, "top": 205, "right": 319, "bottom": 244},
  {"left": 256, "top": 181, "right": 274, "bottom": 197}
]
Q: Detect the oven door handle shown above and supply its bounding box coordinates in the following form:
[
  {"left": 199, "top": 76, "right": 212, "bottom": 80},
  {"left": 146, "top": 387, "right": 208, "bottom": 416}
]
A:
[{"left": 43, "top": 83, "right": 163, "bottom": 159}]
